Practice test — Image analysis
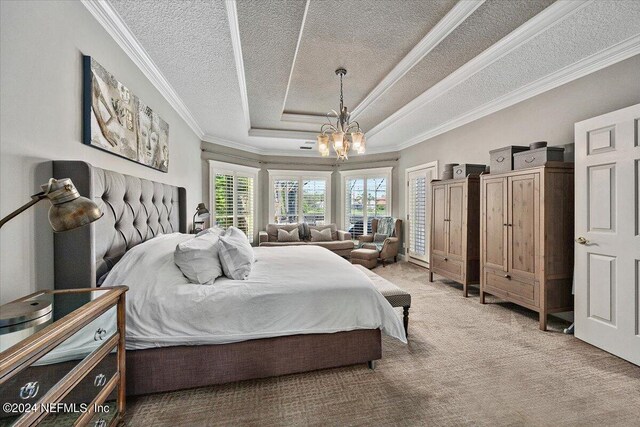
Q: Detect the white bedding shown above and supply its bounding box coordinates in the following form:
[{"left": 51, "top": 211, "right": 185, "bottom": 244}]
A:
[{"left": 101, "top": 233, "right": 407, "bottom": 349}]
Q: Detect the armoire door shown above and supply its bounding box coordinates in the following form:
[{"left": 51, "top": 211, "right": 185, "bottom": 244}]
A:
[
  {"left": 447, "top": 182, "right": 465, "bottom": 259},
  {"left": 508, "top": 173, "right": 539, "bottom": 281},
  {"left": 482, "top": 176, "right": 507, "bottom": 272},
  {"left": 574, "top": 103, "right": 640, "bottom": 366},
  {"left": 431, "top": 184, "right": 447, "bottom": 256}
]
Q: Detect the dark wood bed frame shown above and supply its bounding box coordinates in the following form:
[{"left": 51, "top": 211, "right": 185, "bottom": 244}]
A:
[{"left": 52, "top": 161, "right": 381, "bottom": 396}]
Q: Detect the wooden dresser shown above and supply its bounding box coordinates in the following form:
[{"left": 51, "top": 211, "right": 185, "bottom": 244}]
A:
[
  {"left": 479, "top": 163, "right": 574, "bottom": 330},
  {"left": 0, "top": 287, "right": 127, "bottom": 426},
  {"left": 429, "top": 176, "right": 481, "bottom": 297}
]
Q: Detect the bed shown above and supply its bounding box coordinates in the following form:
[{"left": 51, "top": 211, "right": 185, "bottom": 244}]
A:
[{"left": 51, "top": 161, "right": 405, "bottom": 396}]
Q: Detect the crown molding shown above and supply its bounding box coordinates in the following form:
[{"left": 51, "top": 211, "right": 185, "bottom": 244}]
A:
[
  {"left": 350, "top": 0, "right": 484, "bottom": 120},
  {"left": 280, "top": 0, "right": 311, "bottom": 116},
  {"left": 81, "top": 0, "right": 204, "bottom": 138},
  {"left": 366, "top": 0, "right": 592, "bottom": 139},
  {"left": 202, "top": 134, "right": 265, "bottom": 155},
  {"left": 225, "top": 0, "right": 251, "bottom": 132},
  {"left": 280, "top": 112, "right": 327, "bottom": 124},
  {"left": 393, "top": 34, "right": 640, "bottom": 151},
  {"left": 248, "top": 128, "right": 318, "bottom": 140}
]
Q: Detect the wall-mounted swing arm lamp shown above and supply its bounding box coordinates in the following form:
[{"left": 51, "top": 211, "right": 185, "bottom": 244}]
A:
[
  {"left": 0, "top": 178, "right": 103, "bottom": 231},
  {"left": 192, "top": 202, "right": 210, "bottom": 233}
]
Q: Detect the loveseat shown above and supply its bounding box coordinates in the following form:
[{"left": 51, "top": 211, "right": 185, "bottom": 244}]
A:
[{"left": 258, "top": 223, "right": 354, "bottom": 257}]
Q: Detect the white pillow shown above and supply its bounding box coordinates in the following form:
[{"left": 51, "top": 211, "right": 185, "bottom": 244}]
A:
[
  {"left": 174, "top": 233, "right": 223, "bottom": 285},
  {"left": 218, "top": 227, "right": 255, "bottom": 280},
  {"left": 310, "top": 228, "right": 332, "bottom": 242},
  {"left": 196, "top": 225, "right": 225, "bottom": 237},
  {"left": 277, "top": 228, "right": 300, "bottom": 242}
]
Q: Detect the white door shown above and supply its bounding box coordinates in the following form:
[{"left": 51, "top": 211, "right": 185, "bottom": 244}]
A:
[
  {"left": 406, "top": 162, "right": 438, "bottom": 267},
  {"left": 574, "top": 103, "right": 640, "bottom": 366}
]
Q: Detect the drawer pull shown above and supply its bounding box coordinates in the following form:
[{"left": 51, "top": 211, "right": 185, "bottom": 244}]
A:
[
  {"left": 94, "top": 373, "right": 107, "bottom": 387},
  {"left": 455, "top": 169, "right": 462, "bottom": 174},
  {"left": 496, "top": 156, "right": 505, "bottom": 163},
  {"left": 94, "top": 419, "right": 107, "bottom": 427},
  {"left": 94, "top": 328, "right": 107, "bottom": 341},
  {"left": 504, "top": 274, "right": 511, "bottom": 279},
  {"left": 524, "top": 156, "right": 536, "bottom": 164},
  {"left": 19, "top": 382, "right": 39, "bottom": 400}
]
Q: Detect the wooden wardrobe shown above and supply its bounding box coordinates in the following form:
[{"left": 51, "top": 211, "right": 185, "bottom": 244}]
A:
[
  {"left": 479, "top": 163, "right": 574, "bottom": 330},
  {"left": 429, "top": 176, "right": 480, "bottom": 297}
]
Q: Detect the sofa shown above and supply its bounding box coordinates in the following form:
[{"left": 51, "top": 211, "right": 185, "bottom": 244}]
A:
[
  {"left": 358, "top": 218, "right": 402, "bottom": 265},
  {"left": 258, "top": 223, "right": 354, "bottom": 257}
]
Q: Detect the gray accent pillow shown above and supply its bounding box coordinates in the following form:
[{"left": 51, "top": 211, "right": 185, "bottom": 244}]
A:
[
  {"left": 278, "top": 228, "right": 300, "bottom": 242},
  {"left": 218, "top": 227, "right": 255, "bottom": 280},
  {"left": 374, "top": 233, "right": 388, "bottom": 243},
  {"left": 310, "top": 228, "right": 332, "bottom": 242},
  {"left": 298, "top": 223, "right": 310, "bottom": 240},
  {"left": 174, "top": 233, "right": 223, "bottom": 285}
]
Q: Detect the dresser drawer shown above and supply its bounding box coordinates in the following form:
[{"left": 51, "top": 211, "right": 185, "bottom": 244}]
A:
[
  {"left": 431, "top": 254, "right": 464, "bottom": 281},
  {"left": 483, "top": 270, "right": 539, "bottom": 308},
  {"left": 0, "top": 309, "right": 116, "bottom": 419}
]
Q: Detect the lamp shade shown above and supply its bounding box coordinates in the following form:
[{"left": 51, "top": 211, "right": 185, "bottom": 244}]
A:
[
  {"left": 317, "top": 134, "right": 329, "bottom": 153},
  {"left": 194, "top": 202, "right": 210, "bottom": 221},
  {"left": 332, "top": 132, "right": 344, "bottom": 150},
  {"left": 43, "top": 178, "right": 102, "bottom": 232}
]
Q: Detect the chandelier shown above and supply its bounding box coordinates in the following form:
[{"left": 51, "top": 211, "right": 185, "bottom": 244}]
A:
[{"left": 317, "top": 68, "right": 365, "bottom": 160}]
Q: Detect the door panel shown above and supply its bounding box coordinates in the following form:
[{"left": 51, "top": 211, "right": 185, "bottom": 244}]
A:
[
  {"left": 431, "top": 185, "right": 447, "bottom": 256},
  {"left": 407, "top": 165, "right": 436, "bottom": 264},
  {"left": 509, "top": 174, "right": 538, "bottom": 280},
  {"left": 575, "top": 103, "right": 640, "bottom": 366},
  {"left": 482, "top": 177, "right": 507, "bottom": 271},
  {"left": 447, "top": 183, "right": 464, "bottom": 258}
]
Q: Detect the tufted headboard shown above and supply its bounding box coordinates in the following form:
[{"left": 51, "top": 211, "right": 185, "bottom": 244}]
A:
[{"left": 52, "top": 161, "right": 186, "bottom": 289}]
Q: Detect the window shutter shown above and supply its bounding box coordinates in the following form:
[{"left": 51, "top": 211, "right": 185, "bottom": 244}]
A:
[
  {"left": 236, "top": 175, "right": 254, "bottom": 242},
  {"left": 302, "top": 179, "right": 326, "bottom": 225},
  {"left": 345, "top": 178, "right": 365, "bottom": 236},
  {"left": 273, "top": 179, "right": 299, "bottom": 223},
  {"left": 214, "top": 172, "right": 234, "bottom": 230}
]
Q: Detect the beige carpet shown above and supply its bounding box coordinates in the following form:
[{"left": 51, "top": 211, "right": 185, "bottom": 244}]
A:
[{"left": 124, "top": 262, "right": 640, "bottom": 426}]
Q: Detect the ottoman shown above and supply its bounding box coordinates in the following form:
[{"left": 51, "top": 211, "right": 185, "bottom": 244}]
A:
[
  {"left": 353, "top": 264, "right": 412, "bottom": 337},
  {"left": 350, "top": 248, "right": 378, "bottom": 269}
]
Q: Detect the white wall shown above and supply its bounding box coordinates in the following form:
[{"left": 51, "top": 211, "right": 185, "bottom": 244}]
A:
[
  {"left": 0, "top": 1, "right": 203, "bottom": 303},
  {"left": 397, "top": 55, "right": 640, "bottom": 253}
]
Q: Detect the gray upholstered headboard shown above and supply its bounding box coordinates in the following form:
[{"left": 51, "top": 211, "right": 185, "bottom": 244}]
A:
[{"left": 52, "top": 161, "right": 186, "bottom": 289}]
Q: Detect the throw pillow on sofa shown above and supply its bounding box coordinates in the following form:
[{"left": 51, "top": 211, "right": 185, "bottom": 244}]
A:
[
  {"left": 310, "top": 228, "right": 332, "bottom": 242},
  {"left": 278, "top": 228, "right": 300, "bottom": 242}
]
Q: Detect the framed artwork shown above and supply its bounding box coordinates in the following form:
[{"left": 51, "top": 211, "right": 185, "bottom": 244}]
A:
[{"left": 82, "top": 55, "right": 169, "bottom": 172}]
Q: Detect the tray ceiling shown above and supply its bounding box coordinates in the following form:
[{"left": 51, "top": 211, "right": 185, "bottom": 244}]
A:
[{"left": 89, "top": 0, "right": 640, "bottom": 156}]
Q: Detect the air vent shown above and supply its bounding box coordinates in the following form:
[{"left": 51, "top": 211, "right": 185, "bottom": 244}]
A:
[
  {"left": 304, "top": 141, "right": 315, "bottom": 145},
  {"left": 299, "top": 146, "right": 312, "bottom": 150}
]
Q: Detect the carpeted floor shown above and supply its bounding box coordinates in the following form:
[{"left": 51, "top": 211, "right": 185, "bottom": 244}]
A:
[{"left": 123, "top": 262, "right": 640, "bottom": 426}]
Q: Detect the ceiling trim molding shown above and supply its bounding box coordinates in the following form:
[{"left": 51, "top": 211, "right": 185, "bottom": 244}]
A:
[
  {"left": 280, "top": 0, "right": 311, "bottom": 116},
  {"left": 280, "top": 112, "right": 327, "bottom": 124},
  {"left": 225, "top": 0, "right": 251, "bottom": 132},
  {"left": 350, "top": 0, "right": 485, "bottom": 120},
  {"left": 393, "top": 34, "right": 640, "bottom": 151},
  {"left": 80, "top": 0, "right": 204, "bottom": 138},
  {"left": 248, "top": 128, "right": 319, "bottom": 140},
  {"left": 202, "top": 134, "right": 265, "bottom": 155},
  {"left": 366, "top": 0, "right": 592, "bottom": 139}
]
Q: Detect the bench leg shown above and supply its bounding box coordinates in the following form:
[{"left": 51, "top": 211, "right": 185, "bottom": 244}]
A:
[
  {"left": 403, "top": 306, "right": 409, "bottom": 338},
  {"left": 367, "top": 360, "right": 376, "bottom": 370}
]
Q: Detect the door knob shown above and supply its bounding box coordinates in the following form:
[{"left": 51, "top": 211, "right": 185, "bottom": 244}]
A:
[
  {"left": 575, "top": 237, "right": 589, "bottom": 245},
  {"left": 504, "top": 274, "right": 511, "bottom": 279}
]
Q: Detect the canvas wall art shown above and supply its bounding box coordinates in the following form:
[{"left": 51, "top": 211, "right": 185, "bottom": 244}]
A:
[{"left": 82, "top": 55, "right": 169, "bottom": 172}]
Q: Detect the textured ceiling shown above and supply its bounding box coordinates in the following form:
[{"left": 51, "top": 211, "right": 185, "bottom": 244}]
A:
[{"left": 100, "top": 0, "right": 640, "bottom": 155}]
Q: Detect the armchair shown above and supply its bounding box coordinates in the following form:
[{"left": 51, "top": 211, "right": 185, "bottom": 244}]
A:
[{"left": 359, "top": 218, "right": 402, "bottom": 266}]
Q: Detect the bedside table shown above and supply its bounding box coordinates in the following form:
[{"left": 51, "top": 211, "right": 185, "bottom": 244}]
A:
[{"left": 0, "top": 287, "right": 128, "bottom": 426}]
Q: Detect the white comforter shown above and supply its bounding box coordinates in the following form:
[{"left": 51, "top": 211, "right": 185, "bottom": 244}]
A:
[{"left": 102, "top": 233, "right": 407, "bottom": 349}]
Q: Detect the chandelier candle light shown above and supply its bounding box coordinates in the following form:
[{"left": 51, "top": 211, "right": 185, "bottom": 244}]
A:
[{"left": 317, "top": 68, "right": 365, "bottom": 160}]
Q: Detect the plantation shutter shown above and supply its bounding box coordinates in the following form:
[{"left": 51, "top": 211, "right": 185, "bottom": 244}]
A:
[
  {"left": 236, "top": 175, "right": 254, "bottom": 241},
  {"left": 214, "top": 172, "right": 234, "bottom": 230},
  {"left": 273, "top": 179, "right": 299, "bottom": 223},
  {"left": 302, "top": 179, "right": 326, "bottom": 225}
]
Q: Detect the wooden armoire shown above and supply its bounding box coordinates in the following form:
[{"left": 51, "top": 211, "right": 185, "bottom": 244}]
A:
[
  {"left": 429, "top": 176, "right": 480, "bottom": 297},
  {"left": 479, "top": 163, "right": 574, "bottom": 330}
]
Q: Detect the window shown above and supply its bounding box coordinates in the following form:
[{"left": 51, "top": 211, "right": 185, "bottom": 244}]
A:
[
  {"left": 341, "top": 167, "right": 392, "bottom": 237},
  {"left": 269, "top": 170, "right": 332, "bottom": 226},
  {"left": 209, "top": 161, "right": 259, "bottom": 243}
]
